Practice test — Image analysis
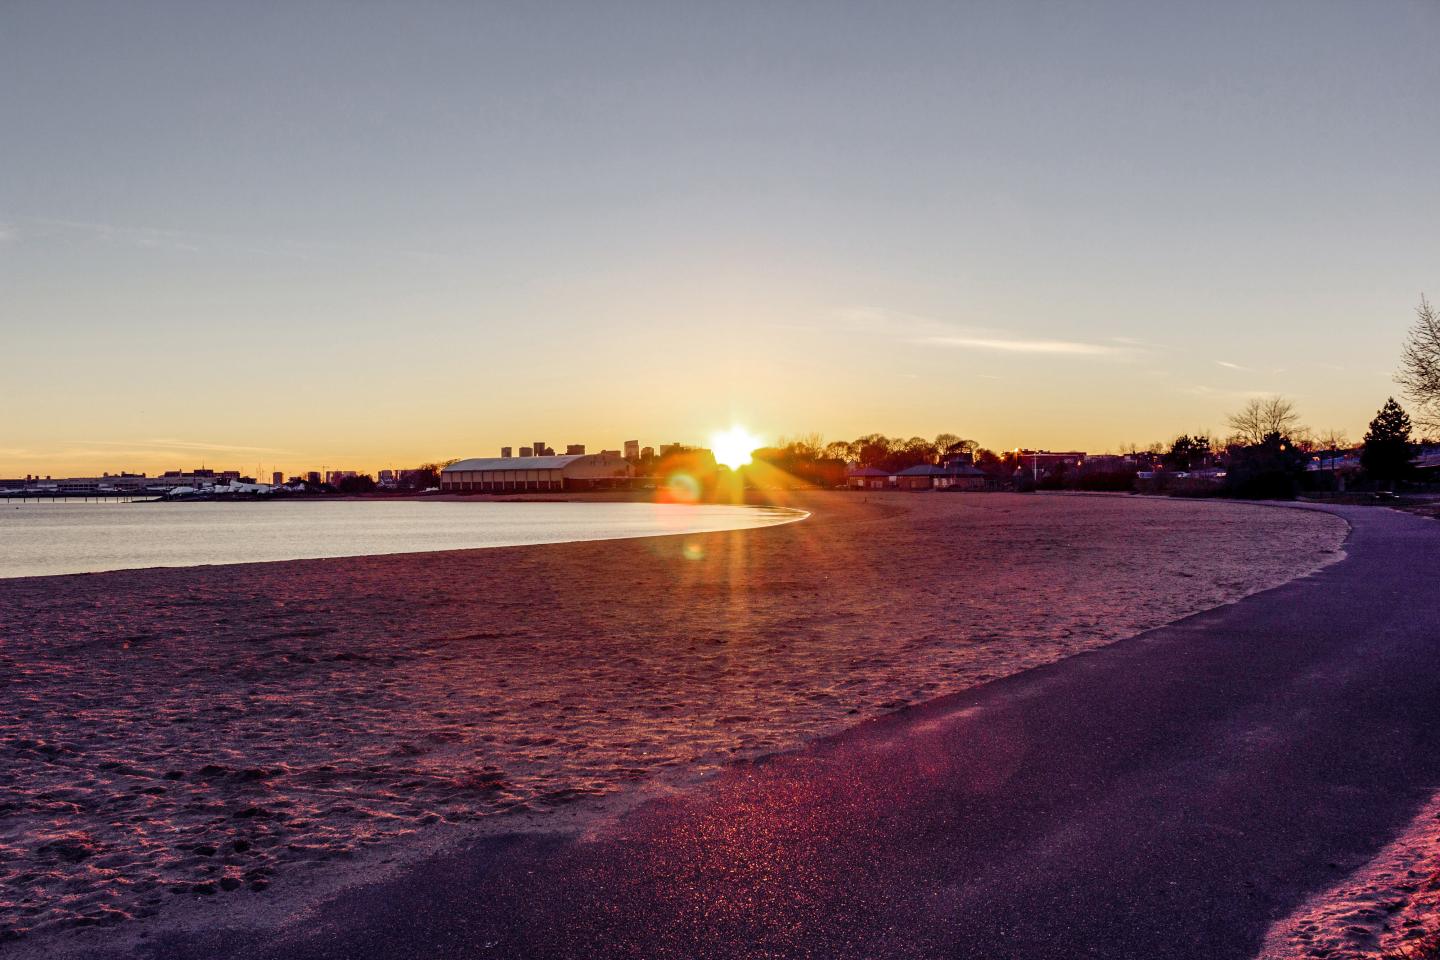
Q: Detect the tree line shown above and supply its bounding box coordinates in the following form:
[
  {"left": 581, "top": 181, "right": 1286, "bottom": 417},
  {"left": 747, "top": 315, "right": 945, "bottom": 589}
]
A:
[{"left": 754, "top": 433, "right": 1012, "bottom": 476}]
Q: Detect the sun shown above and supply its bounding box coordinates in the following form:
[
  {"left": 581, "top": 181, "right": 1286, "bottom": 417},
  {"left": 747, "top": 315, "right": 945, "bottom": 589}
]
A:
[{"left": 709, "top": 426, "right": 761, "bottom": 470}]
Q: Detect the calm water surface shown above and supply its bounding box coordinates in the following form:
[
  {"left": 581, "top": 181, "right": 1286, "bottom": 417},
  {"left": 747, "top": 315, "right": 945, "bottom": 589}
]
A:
[{"left": 0, "top": 500, "right": 805, "bottom": 578}]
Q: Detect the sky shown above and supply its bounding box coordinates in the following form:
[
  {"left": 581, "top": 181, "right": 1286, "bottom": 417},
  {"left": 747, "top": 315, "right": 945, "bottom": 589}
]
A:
[{"left": 2, "top": 0, "right": 1438, "bottom": 477}]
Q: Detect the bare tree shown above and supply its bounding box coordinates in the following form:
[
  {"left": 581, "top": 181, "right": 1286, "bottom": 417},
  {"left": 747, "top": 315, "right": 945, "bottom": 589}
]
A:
[
  {"left": 934, "top": 433, "right": 977, "bottom": 457},
  {"left": 1316, "top": 428, "right": 1350, "bottom": 471},
  {"left": 855, "top": 434, "right": 893, "bottom": 468},
  {"left": 1398, "top": 294, "right": 1440, "bottom": 430},
  {"left": 1226, "top": 396, "right": 1302, "bottom": 446},
  {"left": 901, "top": 436, "right": 939, "bottom": 466},
  {"left": 776, "top": 433, "right": 826, "bottom": 459}
]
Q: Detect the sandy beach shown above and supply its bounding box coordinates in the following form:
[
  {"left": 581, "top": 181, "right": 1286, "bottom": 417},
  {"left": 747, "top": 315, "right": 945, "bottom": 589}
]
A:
[
  {"left": 0, "top": 492, "right": 1348, "bottom": 951},
  {"left": 1260, "top": 790, "right": 1440, "bottom": 958}
]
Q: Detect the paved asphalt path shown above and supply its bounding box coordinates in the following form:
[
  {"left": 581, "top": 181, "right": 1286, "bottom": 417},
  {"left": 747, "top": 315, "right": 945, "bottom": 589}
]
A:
[{"left": 128, "top": 505, "right": 1440, "bottom": 960}]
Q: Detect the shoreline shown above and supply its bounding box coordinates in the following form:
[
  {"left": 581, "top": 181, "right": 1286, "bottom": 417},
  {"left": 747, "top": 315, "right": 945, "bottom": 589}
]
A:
[
  {"left": 1, "top": 493, "right": 1348, "bottom": 955},
  {"left": 0, "top": 499, "right": 809, "bottom": 581}
]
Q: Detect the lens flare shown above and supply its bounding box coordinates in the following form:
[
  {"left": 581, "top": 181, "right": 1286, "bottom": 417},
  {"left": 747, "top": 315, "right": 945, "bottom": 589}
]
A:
[
  {"left": 709, "top": 426, "right": 761, "bottom": 470},
  {"left": 665, "top": 472, "right": 702, "bottom": 503}
]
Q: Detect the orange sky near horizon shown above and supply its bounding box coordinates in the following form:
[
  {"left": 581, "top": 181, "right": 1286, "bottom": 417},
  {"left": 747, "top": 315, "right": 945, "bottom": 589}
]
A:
[
  {"left": 0, "top": 293, "right": 1429, "bottom": 478},
  {"left": 1, "top": 345, "right": 1421, "bottom": 480},
  {"left": 3, "top": 3, "right": 1437, "bottom": 479}
]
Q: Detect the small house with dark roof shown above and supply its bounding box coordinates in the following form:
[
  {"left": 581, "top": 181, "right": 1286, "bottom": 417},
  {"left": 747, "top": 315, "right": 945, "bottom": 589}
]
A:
[
  {"left": 894, "top": 461, "right": 993, "bottom": 491},
  {"left": 895, "top": 464, "right": 945, "bottom": 490},
  {"left": 937, "top": 460, "right": 991, "bottom": 491},
  {"left": 846, "top": 466, "right": 890, "bottom": 490}
]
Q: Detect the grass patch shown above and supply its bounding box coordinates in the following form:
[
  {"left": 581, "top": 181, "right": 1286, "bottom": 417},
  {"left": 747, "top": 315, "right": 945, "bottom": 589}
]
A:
[{"left": 1382, "top": 929, "right": 1440, "bottom": 960}]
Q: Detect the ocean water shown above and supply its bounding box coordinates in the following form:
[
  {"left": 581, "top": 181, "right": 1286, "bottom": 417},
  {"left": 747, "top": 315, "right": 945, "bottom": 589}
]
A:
[{"left": 0, "top": 500, "right": 805, "bottom": 578}]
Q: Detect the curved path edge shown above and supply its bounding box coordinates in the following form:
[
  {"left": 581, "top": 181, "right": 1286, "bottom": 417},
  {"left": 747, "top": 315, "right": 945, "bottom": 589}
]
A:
[{"left": 89, "top": 505, "right": 1440, "bottom": 960}]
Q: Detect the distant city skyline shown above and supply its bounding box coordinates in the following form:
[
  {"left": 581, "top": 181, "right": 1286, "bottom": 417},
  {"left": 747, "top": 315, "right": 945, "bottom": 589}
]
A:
[{"left": 3, "top": 1, "right": 1438, "bottom": 476}]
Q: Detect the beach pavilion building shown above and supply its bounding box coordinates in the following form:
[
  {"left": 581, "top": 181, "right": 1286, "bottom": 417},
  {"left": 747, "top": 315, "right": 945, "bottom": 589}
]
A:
[
  {"left": 440, "top": 451, "right": 632, "bottom": 493},
  {"left": 894, "top": 462, "right": 992, "bottom": 491},
  {"left": 846, "top": 466, "right": 890, "bottom": 490}
]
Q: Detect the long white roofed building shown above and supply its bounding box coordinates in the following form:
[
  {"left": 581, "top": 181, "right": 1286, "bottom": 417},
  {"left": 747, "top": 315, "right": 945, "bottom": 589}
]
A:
[{"left": 440, "top": 452, "right": 632, "bottom": 493}]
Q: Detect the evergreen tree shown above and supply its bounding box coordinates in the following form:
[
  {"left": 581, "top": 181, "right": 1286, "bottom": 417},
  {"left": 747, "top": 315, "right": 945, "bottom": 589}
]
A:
[
  {"left": 1361, "top": 397, "right": 1416, "bottom": 489},
  {"left": 1164, "top": 434, "right": 1210, "bottom": 471}
]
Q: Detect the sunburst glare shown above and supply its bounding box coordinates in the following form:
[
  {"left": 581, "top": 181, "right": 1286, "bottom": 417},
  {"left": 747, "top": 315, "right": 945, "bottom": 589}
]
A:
[{"left": 709, "top": 426, "right": 761, "bottom": 470}]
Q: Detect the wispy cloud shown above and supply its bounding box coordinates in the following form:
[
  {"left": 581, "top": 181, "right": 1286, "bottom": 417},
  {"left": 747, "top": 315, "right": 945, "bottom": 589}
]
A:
[
  {"left": 919, "top": 335, "right": 1131, "bottom": 356},
  {"left": 150, "top": 438, "right": 289, "bottom": 454},
  {"left": 0, "top": 440, "right": 292, "bottom": 472},
  {"left": 835, "top": 306, "right": 1144, "bottom": 361},
  {"left": 1217, "top": 359, "right": 1290, "bottom": 376},
  {"left": 71, "top": 438, "right": 292, "bottom": 455},
  {"left": 12, "top": 216, "right": 450, "bottom": 264},
  {"left": 832, "top": 307, "right": 946, "bottom": 337},
  {"left": 1182, "top": 385, "right": 1280, "bottom": 401},
  {"left": 29, "top": 218, "right": 206, "bottom": 253}
]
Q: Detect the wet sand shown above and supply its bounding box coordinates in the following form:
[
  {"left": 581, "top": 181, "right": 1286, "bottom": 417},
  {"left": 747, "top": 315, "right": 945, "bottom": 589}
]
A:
[{"left": 0, "top": 492, "right": 1347, "bottom": 951}]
